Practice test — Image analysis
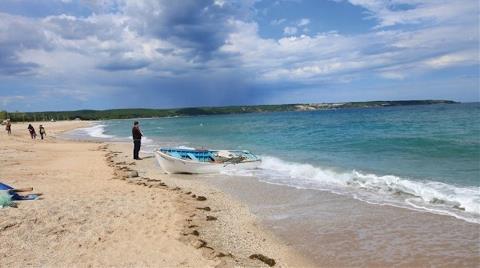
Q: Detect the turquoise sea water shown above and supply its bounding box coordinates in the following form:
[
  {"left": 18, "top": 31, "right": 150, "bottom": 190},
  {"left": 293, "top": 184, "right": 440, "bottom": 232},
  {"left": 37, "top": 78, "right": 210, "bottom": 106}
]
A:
[{"left": 76, "top": 103, "right": 480, "bottom": 223}]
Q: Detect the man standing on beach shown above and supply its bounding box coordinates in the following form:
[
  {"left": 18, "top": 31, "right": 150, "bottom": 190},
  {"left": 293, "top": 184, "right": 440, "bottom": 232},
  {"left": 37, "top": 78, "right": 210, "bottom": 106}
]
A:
[{"left": 132, "top": 121, "right": 143, "bottom": 160}]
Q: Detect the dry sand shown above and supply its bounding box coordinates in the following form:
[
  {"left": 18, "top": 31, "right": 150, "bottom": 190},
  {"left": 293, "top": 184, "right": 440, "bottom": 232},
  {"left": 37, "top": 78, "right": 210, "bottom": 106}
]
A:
[{"left": 0, "top": 121, "right": 313, "bottom": 267}]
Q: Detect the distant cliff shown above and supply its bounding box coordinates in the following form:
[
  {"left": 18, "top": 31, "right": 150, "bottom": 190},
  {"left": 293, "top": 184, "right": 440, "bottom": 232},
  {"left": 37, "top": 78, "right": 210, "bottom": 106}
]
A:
[
  {"left": 4, "top": 100, "right": 458, "bottom": 121},
  {"left": 294, "top": 100, "right": 458, "bottom": 110}
]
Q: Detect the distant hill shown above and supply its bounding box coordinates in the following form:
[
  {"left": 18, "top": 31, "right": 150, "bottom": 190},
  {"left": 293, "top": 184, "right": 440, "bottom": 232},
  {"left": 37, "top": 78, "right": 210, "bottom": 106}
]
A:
[{"left": 2, "top": 100, "right": 457, "bottom": 122}]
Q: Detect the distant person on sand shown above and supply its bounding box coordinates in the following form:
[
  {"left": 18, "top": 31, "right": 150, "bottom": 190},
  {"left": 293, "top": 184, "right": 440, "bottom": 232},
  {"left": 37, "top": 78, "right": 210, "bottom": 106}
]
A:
[
  {"left": 5, "top": 120, "right": 11, "bottom": 135},
  {"left": 39, "top": 125, "right": 46, "bottom": 140},
  {"left": 27, "top": 124, "right": 36, "bottom": 139},
  {"left": 132, "top": 121, "right": 143, "bottom": 160}
]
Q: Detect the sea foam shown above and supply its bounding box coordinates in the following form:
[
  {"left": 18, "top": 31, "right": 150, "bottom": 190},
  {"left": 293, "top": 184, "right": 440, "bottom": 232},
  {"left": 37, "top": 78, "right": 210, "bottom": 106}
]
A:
[
  {"left": 77, "top": 124, "right": 155, "bottom": 144},
  {"left": 224, "top": 155, "right": 480, "bottom": 224},
  {"left": 127, "top": 136, "right": 154, "bottom": 144},
  {"left": 79, "top": 124, "right": 113, "bottom": 139}
]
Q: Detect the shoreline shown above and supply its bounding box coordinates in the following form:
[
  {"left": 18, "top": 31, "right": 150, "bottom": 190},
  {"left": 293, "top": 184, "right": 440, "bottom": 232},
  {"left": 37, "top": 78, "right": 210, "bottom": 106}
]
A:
[
  {"left": 67, "top": 121, "right": 480, "bottom": 225},
  {"left": 0, "top": 121, "right": 313, "bottom": 267}
]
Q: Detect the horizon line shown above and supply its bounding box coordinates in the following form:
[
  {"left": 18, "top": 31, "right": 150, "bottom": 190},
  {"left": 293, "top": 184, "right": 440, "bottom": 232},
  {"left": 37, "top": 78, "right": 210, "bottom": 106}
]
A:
[{"left": 2, "top": 99, "right": 464, "bottom": 114}]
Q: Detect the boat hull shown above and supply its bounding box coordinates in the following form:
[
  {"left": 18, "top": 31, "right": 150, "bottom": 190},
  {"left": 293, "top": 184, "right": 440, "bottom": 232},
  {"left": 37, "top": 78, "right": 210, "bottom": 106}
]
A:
[{"left": 155, "top": 151, "right": 261, "bottom": 174}]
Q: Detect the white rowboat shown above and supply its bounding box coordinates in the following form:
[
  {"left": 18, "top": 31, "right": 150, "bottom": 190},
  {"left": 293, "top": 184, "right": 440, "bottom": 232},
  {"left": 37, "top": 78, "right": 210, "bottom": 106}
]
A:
[{"left": 154, "top": 148, "right": 261, "bottom": 174}]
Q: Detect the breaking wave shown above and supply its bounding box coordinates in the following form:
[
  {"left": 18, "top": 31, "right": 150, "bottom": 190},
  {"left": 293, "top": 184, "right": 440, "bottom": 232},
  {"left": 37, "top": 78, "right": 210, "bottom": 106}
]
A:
[
  {"left": 77, "top": 124, "right": 113, "bottom": 139},
  {"left": 225, "top": 155, "right": 480, "bottom": 224},
  {"left": 72, "top": 124, "right": 155, "bottom": 146}
]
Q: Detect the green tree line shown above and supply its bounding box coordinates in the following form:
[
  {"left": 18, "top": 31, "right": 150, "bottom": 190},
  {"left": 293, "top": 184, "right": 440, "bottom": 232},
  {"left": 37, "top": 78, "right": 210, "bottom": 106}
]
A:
[{"left": 2, "top": 100, "right": 456, "bottom": 122}]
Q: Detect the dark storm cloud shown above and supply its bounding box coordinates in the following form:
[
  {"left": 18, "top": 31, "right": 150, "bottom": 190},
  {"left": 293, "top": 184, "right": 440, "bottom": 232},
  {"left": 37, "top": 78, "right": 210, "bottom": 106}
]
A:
[
  {"left": 0, "top": 13, "right": 51, "bottom": 75},
  {"left": 97, "top": 58, "right": 151, "bottom": 71},
  {"left": 124, "top": 0, "right": 251, "bottom": 60},
  {"left": 91, "top": 63, "right": 268, "bottom": 108},
  {"left": 112, "top": 76, "right": 270, "bottom": 109},
  {"left": 0, "top": 1, "right": 253, "bottom": 77},
  {"left": 0, "top": 52, "right": 39, "bottom": 75}
]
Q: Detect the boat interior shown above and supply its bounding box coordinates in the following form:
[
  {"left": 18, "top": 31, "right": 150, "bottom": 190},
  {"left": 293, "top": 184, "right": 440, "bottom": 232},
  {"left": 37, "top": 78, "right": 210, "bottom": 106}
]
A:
[{"left": 159, "top": 148, "right": 259, "bottom": 163}]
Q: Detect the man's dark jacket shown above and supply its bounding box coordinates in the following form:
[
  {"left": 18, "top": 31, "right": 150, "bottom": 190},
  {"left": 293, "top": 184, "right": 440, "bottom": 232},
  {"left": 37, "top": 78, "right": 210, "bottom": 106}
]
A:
[{"left": 132, "top": 126, "right": 142, "bottom": 140}]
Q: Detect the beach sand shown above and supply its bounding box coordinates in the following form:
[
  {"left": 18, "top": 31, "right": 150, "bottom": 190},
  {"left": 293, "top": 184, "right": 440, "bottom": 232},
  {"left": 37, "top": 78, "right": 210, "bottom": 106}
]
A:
[{"left": 0, "top": 121, "right": 312, "bottom": 267}]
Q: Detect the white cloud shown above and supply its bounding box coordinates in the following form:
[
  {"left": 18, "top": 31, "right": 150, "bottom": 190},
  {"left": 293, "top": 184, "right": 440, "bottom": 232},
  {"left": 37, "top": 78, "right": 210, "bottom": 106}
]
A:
[
  {"left": 297, "top": 18, "right": 310, "bottom": 26},
  {"left": 423, "top": 50, "right": 478, "bottom": 69},
  {"left": 222, "top": 1, "right": 478, "bottom": 83},
  {"left": 346, "top": 0, "right": 478, "bottom": 28},
  {"left": 213, "top": 0, "right": 225, "bottom": 7},
  {"left": 270, "top": 18, "right": 286, "bottom": 25},
  {"left": 283, "top": 26, "right": 298, "bottom": 35}
]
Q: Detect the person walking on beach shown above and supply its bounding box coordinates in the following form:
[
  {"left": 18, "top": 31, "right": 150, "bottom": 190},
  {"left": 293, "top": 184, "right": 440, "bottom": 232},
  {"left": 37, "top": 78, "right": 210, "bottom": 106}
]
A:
[
  {"left": 132, "top": 121, "right": 143, "bottom": 160},
  {"left": 39, "top": 125, "right": 46, "bottom": 140},
  {"left": 27, "top": 124, "right": 36, "bottom": 139},
  {"left": 5, "top": 120, "right": 11, "bottom": 135}
]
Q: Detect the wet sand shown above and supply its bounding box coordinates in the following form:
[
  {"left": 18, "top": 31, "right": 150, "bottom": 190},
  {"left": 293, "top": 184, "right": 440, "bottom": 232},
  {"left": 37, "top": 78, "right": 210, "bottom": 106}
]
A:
[
  {"left": 205, "top": 176, "right": 480, "bottom": 267},
  {"left": 0, "top": 122, "right": 312, "bottom": 267}
]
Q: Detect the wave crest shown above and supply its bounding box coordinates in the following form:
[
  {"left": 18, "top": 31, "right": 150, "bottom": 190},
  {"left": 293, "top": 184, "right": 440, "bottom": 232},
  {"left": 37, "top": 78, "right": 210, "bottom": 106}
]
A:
[
  {"left": 78, "top": 124, "right": 113, "bottom": 138},
  {"left": 226, "top": 156, "right": 480, "bottom": 224}
]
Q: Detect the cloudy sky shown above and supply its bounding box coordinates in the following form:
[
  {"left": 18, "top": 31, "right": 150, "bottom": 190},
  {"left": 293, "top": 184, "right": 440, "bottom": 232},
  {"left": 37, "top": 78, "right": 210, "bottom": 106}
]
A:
[{"left": 0, "top": 0, "right": 478, "bottom": 112}]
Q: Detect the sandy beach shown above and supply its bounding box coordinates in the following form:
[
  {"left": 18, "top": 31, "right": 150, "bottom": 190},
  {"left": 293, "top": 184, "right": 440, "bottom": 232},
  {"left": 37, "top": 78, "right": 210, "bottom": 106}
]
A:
[{"left": 0, "top": 121, "right": 312, "bottom": 267}]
